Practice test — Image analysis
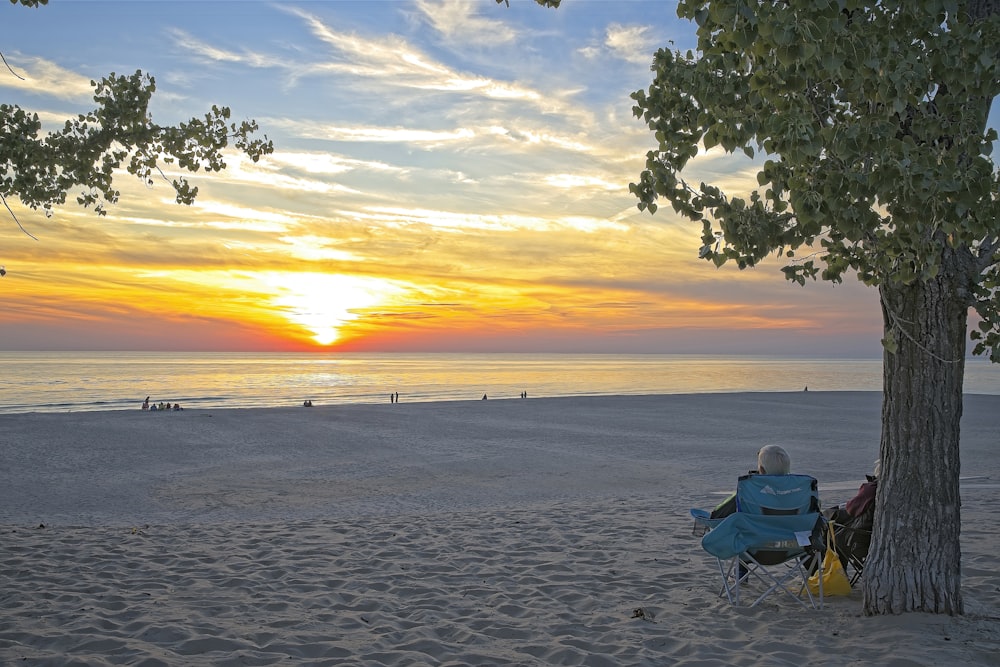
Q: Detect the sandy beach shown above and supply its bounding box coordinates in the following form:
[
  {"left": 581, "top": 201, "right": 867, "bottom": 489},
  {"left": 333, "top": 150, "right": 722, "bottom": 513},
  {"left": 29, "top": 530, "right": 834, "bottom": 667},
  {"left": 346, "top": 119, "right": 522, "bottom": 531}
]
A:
[{"left": 2, "top": 392, "right": 998, "bottom": 665}]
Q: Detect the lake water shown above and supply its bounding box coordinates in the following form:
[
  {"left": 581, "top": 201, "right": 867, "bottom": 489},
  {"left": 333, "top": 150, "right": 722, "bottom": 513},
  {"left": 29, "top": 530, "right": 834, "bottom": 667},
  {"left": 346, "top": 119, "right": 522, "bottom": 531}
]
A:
[{"left": 2, "top": 351, "right": 998, "bottom": 414}]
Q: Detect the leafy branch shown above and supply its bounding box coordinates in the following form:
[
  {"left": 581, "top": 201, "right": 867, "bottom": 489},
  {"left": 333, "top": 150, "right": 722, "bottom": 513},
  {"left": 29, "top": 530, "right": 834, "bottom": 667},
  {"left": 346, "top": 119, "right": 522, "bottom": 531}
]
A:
[{"left": 1, "top": 69, "right": 273, "bottom": 234}]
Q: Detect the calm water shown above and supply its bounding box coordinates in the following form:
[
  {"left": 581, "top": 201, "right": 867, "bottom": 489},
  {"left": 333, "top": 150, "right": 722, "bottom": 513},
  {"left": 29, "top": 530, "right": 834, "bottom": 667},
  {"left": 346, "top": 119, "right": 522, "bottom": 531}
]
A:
[{"left": 2, "top": 352, "right": 998, "bottom": 414}]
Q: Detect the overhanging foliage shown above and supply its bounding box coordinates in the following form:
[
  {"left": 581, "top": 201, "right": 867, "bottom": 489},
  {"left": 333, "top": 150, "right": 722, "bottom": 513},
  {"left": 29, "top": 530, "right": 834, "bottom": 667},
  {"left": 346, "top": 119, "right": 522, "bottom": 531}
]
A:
[
  {"left": 630, "top": 0, "right": 1000, "bottom": 358},
  {"left": 2, "top": 0, "right": 272, "bottom": 246}
]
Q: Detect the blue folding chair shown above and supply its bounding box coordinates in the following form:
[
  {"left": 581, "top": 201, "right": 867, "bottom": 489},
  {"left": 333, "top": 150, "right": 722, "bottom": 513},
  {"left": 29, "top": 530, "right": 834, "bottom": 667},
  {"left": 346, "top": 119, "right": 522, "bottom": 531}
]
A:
[{"left": 691, "top": 474, "right": 825, "bottom": 608}]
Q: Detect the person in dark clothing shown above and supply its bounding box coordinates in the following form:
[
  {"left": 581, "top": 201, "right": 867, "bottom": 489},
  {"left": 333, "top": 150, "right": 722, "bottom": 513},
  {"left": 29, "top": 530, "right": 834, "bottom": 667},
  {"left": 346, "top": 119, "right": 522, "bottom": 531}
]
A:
[
  {"left": 827, "top": 460, "right": 879, "bottom": 525},
  {"left": 824, "top": 460, "right": 879, "bottom": 576}
]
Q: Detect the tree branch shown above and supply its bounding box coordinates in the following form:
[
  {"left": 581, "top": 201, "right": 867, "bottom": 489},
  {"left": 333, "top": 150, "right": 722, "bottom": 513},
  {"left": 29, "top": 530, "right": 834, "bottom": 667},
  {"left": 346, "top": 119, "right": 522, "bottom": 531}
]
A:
[
  {"left": 0, "top": 50, "right": 25, "bottom": 80},
  {"left": 1, "top": 194, "right": 39, "bottom": 241},
  {"left": 974, "top": 235, "right": 999, "bottom": 273},
  {"left": 885, "top": 304, "right": 963, "bottom": 364}
]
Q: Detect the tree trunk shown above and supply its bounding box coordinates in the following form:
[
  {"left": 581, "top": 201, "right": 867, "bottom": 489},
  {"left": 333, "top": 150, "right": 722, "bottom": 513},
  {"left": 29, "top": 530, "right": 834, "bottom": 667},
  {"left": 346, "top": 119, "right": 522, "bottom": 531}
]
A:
[{"left": 863, "top": 254, "right": 969, "bottom": 615}]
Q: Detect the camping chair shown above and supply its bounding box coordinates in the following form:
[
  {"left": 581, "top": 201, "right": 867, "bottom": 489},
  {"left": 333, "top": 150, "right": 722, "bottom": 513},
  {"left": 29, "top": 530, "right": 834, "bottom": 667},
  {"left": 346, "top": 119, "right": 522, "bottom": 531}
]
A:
[
  {"left": 831, "top": 505, "right": 874, "bottom": 586},
  {"left": 691, "top": 474, "right": 825, "bottom": 608},
  {"left": 824, "top": 474, "right": 877, "bottom": 586}
]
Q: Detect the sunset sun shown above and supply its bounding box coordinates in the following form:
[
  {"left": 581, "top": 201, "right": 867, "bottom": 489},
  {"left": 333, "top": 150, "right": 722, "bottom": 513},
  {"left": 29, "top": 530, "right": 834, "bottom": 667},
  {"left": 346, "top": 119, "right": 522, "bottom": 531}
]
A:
[{"left": 264, "top": 273, "right": 401, "bottom": 346}]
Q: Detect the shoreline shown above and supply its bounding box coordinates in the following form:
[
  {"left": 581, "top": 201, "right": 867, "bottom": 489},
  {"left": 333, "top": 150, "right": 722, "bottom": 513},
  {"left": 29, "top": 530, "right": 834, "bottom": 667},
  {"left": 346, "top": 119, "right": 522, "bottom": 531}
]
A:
[
  {"left": 5, "top": 386, "right": 1000, "bottom": 417},
  {"left": 2, "top": 352, "right": 997, "bottom": 415}
]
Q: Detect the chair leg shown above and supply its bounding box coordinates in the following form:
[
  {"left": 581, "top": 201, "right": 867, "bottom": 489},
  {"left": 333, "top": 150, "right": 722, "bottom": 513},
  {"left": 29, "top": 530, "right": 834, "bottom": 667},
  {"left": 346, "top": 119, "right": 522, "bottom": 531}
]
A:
[
  {"left": 715, "top": 558, "right": 733, "bottom": 603},
  {"left": 849, "top": 560, "right": 864, "bottom": 587},
  {"left": 717, "top": 557, "right": 758, "bottom": 605},
  {"left": 715, "top": 553, "right": 822, "bottom": 609},
  {"left": 747, "top": 554, "right": 821, "bottom": 610}
]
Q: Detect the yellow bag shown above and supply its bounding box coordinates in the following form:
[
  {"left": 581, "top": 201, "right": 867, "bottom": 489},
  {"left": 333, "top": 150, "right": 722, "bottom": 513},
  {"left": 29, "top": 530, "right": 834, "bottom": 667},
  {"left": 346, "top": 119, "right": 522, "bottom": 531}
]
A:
[{"left": 806, "top": 523, "right": 852, "bottom": 597}]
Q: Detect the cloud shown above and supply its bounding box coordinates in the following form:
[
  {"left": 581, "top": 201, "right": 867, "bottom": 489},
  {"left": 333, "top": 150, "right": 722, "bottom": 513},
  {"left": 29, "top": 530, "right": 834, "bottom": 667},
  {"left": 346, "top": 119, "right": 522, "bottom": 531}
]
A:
[
  {"left": 578, "top": 23, "right": 661, "bottom": 66},
  {"left": 543, "top": 174, "right": 622, "bottom": 192},
  {"left": 352, "top": 205, "right": 629, "bottom": 236},
  {"left": 220, "top": 155, "right": 364, "bottom": 196},
  {"left": 169, "top": 5, "right": 599, "bottom": 133},
  {"left": 276, "top": 236, "right": 362, "bottom": 263},
  {"left": 266, "top": 118, "right": 605, "bottom": 161},
  {"left": 413, "top": 0, "right": 517, "bottom": 46},
  {"left": 275, "top": 6, "right": 579, "bottom": 119},
  {"left": 604, "top": 23, "right": 661, "bottom": 64},
  {"left": 0, "top": 54, "right": 94, "bottom": 100},
  {"left": 167, "top": 28, "right": 278, "bottom": 69},
  {"left": 265, "top": 151, "right": 404, "bottom": 176},
  {"left": 286, "top": 123, "right": 476, "bottom": 144},
  {"left": 183, "top": 199, "right": 296, "bottom": 229}
]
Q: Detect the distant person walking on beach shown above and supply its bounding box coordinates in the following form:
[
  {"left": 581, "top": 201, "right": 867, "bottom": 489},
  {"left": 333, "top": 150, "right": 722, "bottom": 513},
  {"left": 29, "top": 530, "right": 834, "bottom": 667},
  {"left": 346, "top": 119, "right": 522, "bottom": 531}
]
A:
[{"left": 482, "top": 394, "right": 488, "bottom": 400}]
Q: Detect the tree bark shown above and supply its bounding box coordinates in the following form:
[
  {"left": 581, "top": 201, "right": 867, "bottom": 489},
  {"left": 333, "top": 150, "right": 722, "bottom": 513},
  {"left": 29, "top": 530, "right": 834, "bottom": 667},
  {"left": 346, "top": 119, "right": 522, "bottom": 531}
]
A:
[{"left": 864, "top": 250, "right": 970, "bottom": 614}]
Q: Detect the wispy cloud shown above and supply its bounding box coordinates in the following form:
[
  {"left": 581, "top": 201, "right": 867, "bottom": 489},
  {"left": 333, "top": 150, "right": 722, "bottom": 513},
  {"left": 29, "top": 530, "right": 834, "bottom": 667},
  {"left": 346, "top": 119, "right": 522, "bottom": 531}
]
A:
[
  {"left": 265, "top": 118, "right": 605, "bottom": 160},
  {"left": 167, "top": 28, "right": 279, "bottom": 69},
  {"left": 280, "top": 122, "right": 476, "bottom": 144},
  {"left": 604, "top": 24, "right": 661, "bottom": 64},
  {"left": 413, "top": 0, "right": 517, "bottom": 46},
  {"left": 351, "top": 205, "right": 630, "bottom": 236},
  {"left": 544, "top": 174, "right": 624, "bottom": 192},
  {"left": 265, "top": 151, "right": 404, "bottom": 176},
  {"left": 300, "top": 32, "right": 540, "bottom": 101},
  {"left": 0, "top": 54, "right": 94, "bottom": 100},
  {"left": 278, "top": 6, "right": 581, "bottom": 120}
]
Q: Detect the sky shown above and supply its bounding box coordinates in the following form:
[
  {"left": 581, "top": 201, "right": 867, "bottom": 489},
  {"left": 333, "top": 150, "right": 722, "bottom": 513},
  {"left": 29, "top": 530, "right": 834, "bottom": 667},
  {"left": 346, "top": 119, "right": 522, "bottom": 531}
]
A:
[{"left": 0, "top": 0, "right": 972, "bottom": 355}]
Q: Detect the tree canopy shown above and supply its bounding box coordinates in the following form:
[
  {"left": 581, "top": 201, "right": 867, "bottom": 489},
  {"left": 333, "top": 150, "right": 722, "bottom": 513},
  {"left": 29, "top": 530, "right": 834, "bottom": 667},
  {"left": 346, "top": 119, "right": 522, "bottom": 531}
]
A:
[
  {"left": 631, "top": 0, "right": 999, "bottom": 360},
  {"left": 2, "top": 0, "right": 273, "bottom": 243}
]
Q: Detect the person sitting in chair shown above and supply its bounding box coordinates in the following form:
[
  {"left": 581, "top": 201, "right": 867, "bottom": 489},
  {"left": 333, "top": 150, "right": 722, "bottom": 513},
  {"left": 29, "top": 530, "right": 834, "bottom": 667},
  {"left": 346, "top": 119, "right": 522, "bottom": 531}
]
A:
[
  {"left": 827, "top": 460, "right": 879, "bottom": 525},
  {"left": 710, "top": 445, "right": 792, "bottom": 519},
  {"left": 825, "top": 460, "right": 879, "bottom": 576}
]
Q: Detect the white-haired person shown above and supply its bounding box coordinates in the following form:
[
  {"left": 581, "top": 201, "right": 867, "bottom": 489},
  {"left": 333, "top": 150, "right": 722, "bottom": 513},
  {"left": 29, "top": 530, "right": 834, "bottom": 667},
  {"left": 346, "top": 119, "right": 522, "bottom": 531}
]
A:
[{"left": 710, "top": 445, "right": 792, "bottom": 519}]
